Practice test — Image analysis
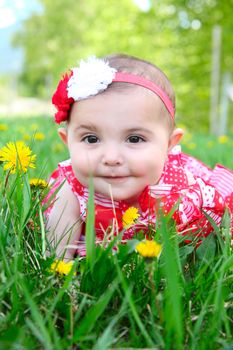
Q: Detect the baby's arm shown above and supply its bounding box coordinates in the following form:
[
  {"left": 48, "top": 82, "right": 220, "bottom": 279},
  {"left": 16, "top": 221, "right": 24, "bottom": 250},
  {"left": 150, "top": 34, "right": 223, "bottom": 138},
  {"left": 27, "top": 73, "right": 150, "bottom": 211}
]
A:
[{"left": 46, "top": 180, "right": 82, "bottom": 260}]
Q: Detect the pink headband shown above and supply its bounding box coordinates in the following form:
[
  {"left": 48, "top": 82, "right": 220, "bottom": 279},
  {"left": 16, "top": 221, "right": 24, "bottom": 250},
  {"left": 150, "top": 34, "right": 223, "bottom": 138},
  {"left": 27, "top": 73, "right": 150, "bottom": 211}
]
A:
[
  {"left": 113, "top": 72, "right": 174, "bottom": 119},
  {"left": 52, "top": 57, "right": 175, "bottom": 124}
]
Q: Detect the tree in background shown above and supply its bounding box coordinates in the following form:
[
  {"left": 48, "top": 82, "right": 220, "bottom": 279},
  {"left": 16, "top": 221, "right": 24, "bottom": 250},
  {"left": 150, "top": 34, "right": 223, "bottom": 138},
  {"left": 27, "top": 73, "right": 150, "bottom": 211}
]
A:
[{"left": 13, "top": 0, "right": 233, "bottom": 131}]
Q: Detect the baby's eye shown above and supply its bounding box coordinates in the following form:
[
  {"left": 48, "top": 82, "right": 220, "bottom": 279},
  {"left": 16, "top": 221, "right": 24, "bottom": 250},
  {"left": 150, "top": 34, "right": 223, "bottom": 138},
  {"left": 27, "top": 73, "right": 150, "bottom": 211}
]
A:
[
  {"left": 82, "top": 135, "right": 99, "bottom": 143},
  {"left": 127, "top": 135, "right": 145, "bottom": 143}
]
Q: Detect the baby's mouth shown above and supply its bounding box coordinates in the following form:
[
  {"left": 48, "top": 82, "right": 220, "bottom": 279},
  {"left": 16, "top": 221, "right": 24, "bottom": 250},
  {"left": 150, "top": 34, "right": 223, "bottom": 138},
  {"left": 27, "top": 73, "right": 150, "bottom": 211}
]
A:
[{"left": 101, "top": 175, "right": 129, "bottom": 183}]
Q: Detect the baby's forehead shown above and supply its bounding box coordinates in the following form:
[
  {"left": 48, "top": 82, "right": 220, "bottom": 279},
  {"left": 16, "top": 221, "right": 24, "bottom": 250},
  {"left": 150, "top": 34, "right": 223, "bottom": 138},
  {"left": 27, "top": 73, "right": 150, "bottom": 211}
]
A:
[
  {"left": 68, "top": 89, "right": 169, "bottom": 131},
  {"left": 97, "top": 84, "right": 166, "bottom": 110},
  {"left": 70, "top": 86, "right": 162, "bottom": 114},
  {"left": 102, "top": 87, "right": 174, "bottom": 131}
]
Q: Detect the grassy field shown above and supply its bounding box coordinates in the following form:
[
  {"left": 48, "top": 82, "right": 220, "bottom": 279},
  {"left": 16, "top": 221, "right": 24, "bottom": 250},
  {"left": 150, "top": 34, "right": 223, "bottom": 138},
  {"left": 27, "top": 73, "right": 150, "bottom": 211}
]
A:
[{"left": 0, "top": 116, "right": 233, "bottom": 350}]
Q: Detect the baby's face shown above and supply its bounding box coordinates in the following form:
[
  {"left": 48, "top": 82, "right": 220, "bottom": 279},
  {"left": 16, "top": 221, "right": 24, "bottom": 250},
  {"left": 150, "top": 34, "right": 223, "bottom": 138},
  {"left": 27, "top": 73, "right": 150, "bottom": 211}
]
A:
[{"left": 61, "top": 89, "right": 174, "bottom": 205}]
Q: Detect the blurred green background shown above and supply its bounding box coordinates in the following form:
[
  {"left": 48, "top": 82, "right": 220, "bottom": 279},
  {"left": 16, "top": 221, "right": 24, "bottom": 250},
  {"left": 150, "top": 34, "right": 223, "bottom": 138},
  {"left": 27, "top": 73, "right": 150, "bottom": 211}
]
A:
[{"left": 0, "top": 0, "right": 233, "bottom": 132}]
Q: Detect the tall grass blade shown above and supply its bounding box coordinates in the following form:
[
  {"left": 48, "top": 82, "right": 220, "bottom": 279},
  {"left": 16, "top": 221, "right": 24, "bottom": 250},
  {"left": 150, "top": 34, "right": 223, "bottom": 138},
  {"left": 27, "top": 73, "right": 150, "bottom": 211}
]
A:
[
  {"left": 19, "top": 278, "right": 54, "bottom": 350},
  {"left": 45, "top": 261, "right": 78, "bottom": 321},
  {"left": 73, "top": 279, "right": 118, "bottom": 341},
  {"left": 93, "top": 297, "right": 128, "bottom": 350},
  {"left": 39, "top": 206, "right": 46, "bottom": 258},
  {"left": 115, "top": 259, "right": 155, "bottom": 347},
  {"left": 85, "top": 178, "right": 96, "bottom": 270},
  {"left": 160, "top": 216, "right": 184, "bottom": 349}
]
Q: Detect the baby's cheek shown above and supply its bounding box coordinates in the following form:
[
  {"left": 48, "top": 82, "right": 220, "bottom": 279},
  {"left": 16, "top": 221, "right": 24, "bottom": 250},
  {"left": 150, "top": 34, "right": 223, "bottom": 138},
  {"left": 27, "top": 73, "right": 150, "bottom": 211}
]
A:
[
  {"left": 75, "top": 163, "right": 93, "bottom": 178},
  {"left": 72, "top": 153, "right": 94, "bottom": 173}
]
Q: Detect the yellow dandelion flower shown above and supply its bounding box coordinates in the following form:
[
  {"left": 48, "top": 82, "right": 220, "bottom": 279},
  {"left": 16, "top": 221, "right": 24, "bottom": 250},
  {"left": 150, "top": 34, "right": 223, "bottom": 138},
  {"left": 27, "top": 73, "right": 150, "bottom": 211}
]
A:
[
  {"left": 29, "top": 178, "right": 48, "bottom": 189},
  {"left": 218, "top": 135, "right": 228, "bottom": 144},
  {"left": 50, "top": 260, "right": 75, "bottom": 275},
  {"left": 34, "top": 132, "right": 45, "bottom": 141},
  {"left": 136, "top": 240, "right": 162, "bottom": 258},
  {"left": 0, "top": 141, "right": 36, "bottom": 174},
  {"left": 0, "top": 123, "right": 8, "bottom": 131},
  {"left": 122, "top": 207, "right": 140, "bottom": 228}
]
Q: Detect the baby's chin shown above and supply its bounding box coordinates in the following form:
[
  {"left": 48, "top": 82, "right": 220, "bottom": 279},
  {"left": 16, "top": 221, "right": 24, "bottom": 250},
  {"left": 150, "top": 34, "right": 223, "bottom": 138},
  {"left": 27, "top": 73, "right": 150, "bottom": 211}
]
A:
[{"left": 77, "top": 177, "right": 145, "bottom": 203}]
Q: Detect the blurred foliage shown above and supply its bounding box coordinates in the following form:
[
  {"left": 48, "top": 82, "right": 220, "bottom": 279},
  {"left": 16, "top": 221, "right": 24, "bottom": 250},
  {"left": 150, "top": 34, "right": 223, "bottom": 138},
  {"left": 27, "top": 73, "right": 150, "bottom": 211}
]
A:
[{"left": 12, "top": 0, "right": 233, "bottom": 130}]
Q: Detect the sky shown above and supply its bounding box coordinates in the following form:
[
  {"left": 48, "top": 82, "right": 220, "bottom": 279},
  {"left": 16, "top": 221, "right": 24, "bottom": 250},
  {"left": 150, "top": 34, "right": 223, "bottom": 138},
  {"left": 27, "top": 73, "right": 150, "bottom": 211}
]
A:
[
  {"left": 0, "top": 0, "right": 151, "bottom": 30},
  {"left": 0, "top": 0, "right": 42, "bottom": 73},
  {"left": 0, "top": 0, "right": 43, "bottom": 30},
  {"left": 0, "top": 0, "right": 151, "bottom": 74}
]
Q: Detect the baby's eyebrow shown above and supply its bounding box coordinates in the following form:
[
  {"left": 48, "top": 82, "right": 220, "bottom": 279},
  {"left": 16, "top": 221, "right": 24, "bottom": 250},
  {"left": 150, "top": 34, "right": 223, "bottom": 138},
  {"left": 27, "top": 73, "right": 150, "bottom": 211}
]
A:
[
  {"left": 126, "top": 127, "right": 153, "bottom": 134},
  {"left": 75, "top": 124, "right": 98, "bottom": 132}
]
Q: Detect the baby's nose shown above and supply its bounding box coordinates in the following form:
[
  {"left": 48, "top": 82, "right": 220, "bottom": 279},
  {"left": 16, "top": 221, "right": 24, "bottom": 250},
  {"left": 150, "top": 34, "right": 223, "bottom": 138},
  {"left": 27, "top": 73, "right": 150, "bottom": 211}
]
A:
[{"left": 102, "top": 145, "right": 123, "bottom": 166}]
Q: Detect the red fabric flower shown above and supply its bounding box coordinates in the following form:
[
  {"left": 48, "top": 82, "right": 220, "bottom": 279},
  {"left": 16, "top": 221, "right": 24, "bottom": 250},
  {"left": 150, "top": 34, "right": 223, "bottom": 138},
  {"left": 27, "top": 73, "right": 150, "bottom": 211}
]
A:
[{"left": 52, "top": 71, "right": 74, "bottom": 124}]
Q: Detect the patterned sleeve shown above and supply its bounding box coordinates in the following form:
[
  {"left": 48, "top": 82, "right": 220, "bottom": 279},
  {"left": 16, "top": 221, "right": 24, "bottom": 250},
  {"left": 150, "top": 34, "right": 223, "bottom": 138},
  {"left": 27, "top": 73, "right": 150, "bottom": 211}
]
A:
[{"left": 159, "top": 178, "right": 227, "bottom": 241}]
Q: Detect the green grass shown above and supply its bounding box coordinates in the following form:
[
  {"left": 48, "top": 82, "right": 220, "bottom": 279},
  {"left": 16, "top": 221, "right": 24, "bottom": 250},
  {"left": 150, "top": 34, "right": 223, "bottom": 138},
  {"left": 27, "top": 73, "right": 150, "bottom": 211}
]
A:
[{"left": 0, "top": 116, "right": 233, "bottom": 349}]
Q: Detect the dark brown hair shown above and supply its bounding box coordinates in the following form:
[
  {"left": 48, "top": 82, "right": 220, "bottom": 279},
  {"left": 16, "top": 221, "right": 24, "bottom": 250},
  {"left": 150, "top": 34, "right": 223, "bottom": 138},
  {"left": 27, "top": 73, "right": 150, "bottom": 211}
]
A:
[{"left": 69, "top": 54, "right": 175, "bottom": 130}]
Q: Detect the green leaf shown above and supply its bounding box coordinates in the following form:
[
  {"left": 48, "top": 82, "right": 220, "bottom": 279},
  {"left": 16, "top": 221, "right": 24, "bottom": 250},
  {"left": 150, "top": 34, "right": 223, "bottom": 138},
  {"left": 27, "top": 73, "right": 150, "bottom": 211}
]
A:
[
  {"left": 196, "top": 234, "right": 216, "bottom": 263},
  {"left": 179, "top": 244, "right": 194, "bottom": 264}
]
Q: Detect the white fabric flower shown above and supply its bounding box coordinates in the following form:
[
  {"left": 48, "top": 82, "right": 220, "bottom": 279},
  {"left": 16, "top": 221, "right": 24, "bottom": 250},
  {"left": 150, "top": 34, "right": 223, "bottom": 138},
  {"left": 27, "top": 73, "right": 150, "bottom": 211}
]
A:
[{"left": 67, "top": 56, "right": 117, "bottom": 101}]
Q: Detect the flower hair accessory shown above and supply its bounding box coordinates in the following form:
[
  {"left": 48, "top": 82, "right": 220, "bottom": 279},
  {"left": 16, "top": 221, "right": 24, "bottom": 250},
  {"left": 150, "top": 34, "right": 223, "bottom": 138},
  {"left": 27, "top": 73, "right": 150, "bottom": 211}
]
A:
[
  {"left": 67, "top": 56, "right": 117, "bottom": 101},
  {"left": 52, "top": 56, "right": 175, "bottom": 123}
]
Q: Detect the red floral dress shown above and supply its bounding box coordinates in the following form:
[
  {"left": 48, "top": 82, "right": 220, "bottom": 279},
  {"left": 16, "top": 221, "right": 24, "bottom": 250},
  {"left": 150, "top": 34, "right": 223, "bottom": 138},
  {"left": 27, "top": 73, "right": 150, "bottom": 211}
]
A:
[{"left": 45, "top": 146, "right": 233, "bottom": 255}]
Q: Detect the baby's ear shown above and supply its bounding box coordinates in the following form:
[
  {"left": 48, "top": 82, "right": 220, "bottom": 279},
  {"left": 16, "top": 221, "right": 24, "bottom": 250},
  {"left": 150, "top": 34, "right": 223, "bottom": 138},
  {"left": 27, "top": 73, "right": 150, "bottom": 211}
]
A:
[
  {"left": 168, "top": 128, "right": 184, "bottom": 151},
  {"left": 58, "top": 127, "right": 68, "bottom": 145}
]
